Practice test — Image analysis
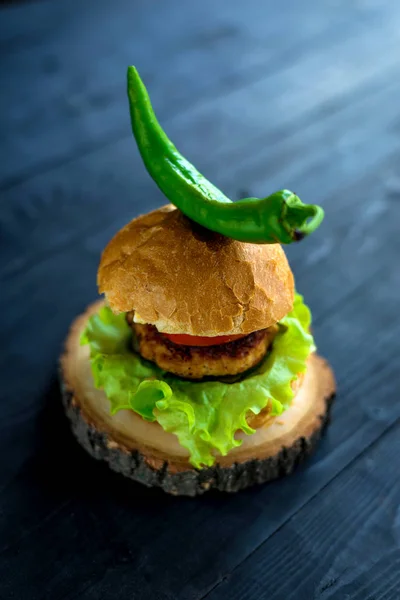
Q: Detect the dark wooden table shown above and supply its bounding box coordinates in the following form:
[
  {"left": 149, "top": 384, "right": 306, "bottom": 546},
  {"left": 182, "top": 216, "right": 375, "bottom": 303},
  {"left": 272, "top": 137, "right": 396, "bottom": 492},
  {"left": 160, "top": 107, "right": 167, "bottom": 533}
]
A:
[{"left": 1, "top": 1, "right": 400, "bottom": 599}]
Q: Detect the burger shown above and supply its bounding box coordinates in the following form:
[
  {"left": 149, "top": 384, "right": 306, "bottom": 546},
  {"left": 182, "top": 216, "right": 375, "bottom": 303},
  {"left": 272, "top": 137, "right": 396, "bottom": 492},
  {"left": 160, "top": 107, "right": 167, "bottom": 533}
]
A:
[{"left": 60, "top": 67, "right": 335, "bottom": 496}]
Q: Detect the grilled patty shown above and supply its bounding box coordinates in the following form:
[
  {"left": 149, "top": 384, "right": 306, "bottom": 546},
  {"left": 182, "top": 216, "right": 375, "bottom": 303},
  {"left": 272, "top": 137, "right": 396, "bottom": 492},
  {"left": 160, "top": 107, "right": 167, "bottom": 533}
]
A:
[{"left": 127, "top": 314, "right": 277, "bottom": 379}]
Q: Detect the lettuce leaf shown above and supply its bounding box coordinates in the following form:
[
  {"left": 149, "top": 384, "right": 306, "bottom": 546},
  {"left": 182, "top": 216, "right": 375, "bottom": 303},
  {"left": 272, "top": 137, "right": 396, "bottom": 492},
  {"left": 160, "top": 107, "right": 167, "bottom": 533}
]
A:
[{"left": 81, "top": 294, "right": 315, "bottom": 468}]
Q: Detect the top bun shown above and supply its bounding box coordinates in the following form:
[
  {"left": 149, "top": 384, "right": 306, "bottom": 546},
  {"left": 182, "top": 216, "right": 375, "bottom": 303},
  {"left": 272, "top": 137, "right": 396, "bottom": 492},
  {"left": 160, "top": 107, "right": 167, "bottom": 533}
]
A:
[{"left": 97, "top": 205, "right": 294, "bottom": 336}]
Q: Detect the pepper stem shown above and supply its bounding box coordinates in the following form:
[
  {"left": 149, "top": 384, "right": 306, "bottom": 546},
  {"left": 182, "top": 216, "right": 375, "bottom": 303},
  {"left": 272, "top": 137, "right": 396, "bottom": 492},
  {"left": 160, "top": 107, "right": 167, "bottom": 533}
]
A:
[{"left": 282, "top": 194, "right": 325, "bottom": 240}]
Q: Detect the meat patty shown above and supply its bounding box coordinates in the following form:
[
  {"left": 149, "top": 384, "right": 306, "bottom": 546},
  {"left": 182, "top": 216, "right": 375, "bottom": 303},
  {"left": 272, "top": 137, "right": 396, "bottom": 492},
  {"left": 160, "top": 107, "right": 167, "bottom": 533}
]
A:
[{"left": 127, "top": 315, "right": 278, "bottom": 379}]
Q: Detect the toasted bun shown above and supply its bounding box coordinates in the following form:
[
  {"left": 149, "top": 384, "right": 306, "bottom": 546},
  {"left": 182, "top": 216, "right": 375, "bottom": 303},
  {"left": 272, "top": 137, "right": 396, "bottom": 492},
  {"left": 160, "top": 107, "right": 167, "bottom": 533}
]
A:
[
  {"left": 98, "top": 205, "right": 294, "bottom": 335},
  {"left": 60, "top": 301, "right": 336, "bottom": 496}
]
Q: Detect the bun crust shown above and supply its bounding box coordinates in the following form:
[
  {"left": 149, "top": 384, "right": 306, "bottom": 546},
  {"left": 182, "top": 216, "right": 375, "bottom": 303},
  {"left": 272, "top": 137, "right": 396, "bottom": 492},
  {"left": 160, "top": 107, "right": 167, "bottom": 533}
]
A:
[{"left": 98, "top": 205, "right": 294, "bottom": 336}]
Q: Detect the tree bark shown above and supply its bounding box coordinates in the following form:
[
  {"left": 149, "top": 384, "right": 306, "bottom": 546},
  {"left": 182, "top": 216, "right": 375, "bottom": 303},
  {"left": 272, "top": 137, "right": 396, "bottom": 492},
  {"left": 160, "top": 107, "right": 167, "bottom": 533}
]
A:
[
  {"left": 60, "top": 301, "right": 336, "bottom": 496},
  {"left": 61, "top": 379, "right": 334, "bottom": 496}
]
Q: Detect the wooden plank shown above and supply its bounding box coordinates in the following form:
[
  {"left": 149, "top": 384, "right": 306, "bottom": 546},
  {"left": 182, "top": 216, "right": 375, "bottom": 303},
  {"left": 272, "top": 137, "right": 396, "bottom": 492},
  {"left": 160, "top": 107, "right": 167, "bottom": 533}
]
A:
[
  {"left": 202, "top": 421, "right": 400, "bottom": 600},
  {"left": 1, "top": 68, "right": 399, "bottom": 303},
  {"left": 0, "top": 159, "right": 399, "bottom": 598},
  {"left": 1, "top": 70, "right": 399, "bottom": 414},
  {"left": 217, "top": 72, "right": 400, "bottom": 203},
  {"left": 1, "top": 269, "right": 397, "bottom": 600},
  {"left": 1, "top": 3, "right": 400, "bottom": 599},
  {"left": 2, "top": 0, "right": 400, "bottom": 187}
]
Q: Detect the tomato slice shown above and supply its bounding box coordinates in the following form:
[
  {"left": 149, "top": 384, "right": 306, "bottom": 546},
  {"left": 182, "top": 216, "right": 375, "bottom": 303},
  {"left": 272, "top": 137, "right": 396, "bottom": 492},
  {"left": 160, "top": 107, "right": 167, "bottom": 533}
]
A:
[{"left": 163, "top": 332, "right": 246, "bottom": 347}]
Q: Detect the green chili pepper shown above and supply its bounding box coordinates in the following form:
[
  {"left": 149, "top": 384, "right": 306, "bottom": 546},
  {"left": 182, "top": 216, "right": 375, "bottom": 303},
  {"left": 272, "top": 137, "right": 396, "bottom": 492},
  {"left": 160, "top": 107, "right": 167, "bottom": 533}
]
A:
[{"left": 127, "top": 66, "right": 324, "bottom": 244}]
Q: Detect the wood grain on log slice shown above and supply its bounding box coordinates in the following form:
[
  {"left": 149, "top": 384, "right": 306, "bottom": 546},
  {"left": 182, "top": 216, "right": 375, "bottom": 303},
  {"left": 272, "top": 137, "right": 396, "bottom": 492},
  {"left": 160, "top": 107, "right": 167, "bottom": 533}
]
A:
[{"left": 60, "top": 301, "right": 336, "bottom": 496}]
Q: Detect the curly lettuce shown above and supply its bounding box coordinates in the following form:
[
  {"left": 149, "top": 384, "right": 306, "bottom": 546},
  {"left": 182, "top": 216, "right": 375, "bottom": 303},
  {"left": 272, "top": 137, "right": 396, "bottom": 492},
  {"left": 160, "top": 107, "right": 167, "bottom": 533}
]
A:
[{"left": 81, "top": 294, "right": 315, "bottom": 468}]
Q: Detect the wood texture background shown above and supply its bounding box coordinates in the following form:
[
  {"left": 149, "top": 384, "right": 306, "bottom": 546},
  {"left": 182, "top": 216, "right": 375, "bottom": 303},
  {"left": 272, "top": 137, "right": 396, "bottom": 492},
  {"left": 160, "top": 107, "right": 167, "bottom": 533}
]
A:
[{"left": 1, "top": 1, "right": 399, "bottom": 598}]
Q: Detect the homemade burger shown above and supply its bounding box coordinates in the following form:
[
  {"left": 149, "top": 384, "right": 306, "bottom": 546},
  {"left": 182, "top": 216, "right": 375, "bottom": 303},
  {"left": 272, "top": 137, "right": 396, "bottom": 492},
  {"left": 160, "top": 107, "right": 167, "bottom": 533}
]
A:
[{"left": 61, "top": 67, "right": 335, "bottom": 496}]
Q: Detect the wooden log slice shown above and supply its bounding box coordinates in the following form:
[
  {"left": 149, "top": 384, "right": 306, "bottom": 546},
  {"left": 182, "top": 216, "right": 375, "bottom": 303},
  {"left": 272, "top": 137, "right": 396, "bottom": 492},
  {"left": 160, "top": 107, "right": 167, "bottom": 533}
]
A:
[{"left": 60, "top": 301, "right": 336, "bottom": 496}]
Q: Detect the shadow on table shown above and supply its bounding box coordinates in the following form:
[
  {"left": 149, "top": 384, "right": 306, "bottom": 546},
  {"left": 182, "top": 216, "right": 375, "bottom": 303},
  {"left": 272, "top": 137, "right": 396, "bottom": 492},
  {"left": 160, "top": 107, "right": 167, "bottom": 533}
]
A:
[
  {"left": 30, "top": 371, "right": 176, "bottom": 512},
  {"left": 30, "top": 368, "right": 336, "bottom": 511},
  {"left": 0, "top": 366, "right": 339, "bottom": 600}
]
